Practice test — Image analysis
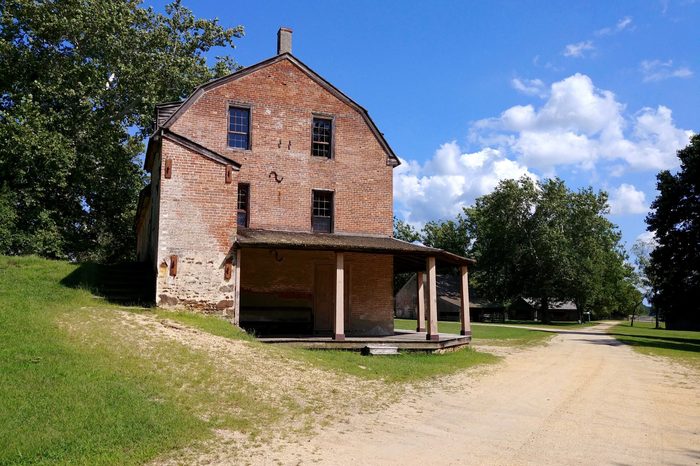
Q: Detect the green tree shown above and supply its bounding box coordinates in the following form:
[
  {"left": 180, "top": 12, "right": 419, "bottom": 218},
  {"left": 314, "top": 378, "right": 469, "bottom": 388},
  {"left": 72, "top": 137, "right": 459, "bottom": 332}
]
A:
[
  {"left": 392, "top": 217, "right": 421, "bottom": 294},
  {"left": 564, "top": 187, "right": 640, "bottom": 320},
  {"left": 0, "top": 0, "right": 243, "bottom": 261},
  {"left": 632, "top": 237, "right": 658, "bottom": 327},
  {"left": 393, "top": 217, "right": 420, "bottom": 243},
  {"left": 465, "top": 177, "right": 635, "bottom": 322},
  {"left": 645, "top": 135, "right": 700, "bottom": 330},
  {"left": 421, "top": 214, "right": 470, "bottom": 257}
]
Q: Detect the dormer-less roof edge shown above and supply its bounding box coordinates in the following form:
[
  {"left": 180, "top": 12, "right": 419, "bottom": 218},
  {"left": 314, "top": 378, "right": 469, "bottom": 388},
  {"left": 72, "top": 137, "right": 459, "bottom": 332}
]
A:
[
  {"left": 161, "top": 129, "right": 242, "bottom": 169},
  {"left": 159, "top": 53, "right": 401, "bottom": 167}
]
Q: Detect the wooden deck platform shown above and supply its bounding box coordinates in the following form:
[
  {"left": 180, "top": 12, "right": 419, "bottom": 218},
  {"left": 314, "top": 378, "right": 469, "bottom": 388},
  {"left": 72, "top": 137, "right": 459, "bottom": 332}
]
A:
[{"left": 258, "top": 330, "right": 471, "bottom": 352}]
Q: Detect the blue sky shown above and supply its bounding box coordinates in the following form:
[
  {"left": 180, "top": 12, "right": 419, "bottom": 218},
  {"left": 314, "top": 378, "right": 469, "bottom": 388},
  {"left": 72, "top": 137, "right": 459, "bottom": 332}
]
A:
[{"left": 145, "top": 0, "right": 698, "bottom": 250}]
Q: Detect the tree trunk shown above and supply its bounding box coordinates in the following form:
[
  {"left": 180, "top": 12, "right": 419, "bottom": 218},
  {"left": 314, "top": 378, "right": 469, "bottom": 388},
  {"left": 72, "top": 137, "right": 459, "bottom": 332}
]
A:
[{"left": 655, "top": 308, "right": 660, "bottom": 329}]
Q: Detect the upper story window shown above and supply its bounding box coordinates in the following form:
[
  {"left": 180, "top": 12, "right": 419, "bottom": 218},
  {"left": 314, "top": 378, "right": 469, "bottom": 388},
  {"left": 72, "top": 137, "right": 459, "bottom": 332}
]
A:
[
  {"left": 312, "top": 190, "right": 333, "bottom": 233},
  {"left": 237, "top": 183, "right": 250, "bottom": 227},
  {"left": 312, "top": 117, "right": 332, "bottom": 158},
  {"left": 228, "top": 107, "right": 250, "bottom": 149}
]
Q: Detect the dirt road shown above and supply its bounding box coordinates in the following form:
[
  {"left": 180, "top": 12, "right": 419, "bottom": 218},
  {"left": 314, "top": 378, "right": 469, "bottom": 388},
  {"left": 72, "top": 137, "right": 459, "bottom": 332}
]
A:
[{"left": 268, "top": 323, "right": 699, "bottom": 465}]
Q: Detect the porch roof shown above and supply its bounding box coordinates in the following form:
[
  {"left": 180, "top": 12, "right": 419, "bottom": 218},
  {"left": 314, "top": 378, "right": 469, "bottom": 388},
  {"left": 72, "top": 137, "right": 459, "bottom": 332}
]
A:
[{"left": 234, "top": 228, "right": 475, "bottom": 272}]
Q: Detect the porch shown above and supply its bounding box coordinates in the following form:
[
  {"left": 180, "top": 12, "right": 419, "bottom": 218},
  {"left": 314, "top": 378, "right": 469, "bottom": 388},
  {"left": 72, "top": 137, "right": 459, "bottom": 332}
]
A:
[
  {"left": 231, "top": 228, "right": 475, "bottom": 349},
  {"left": 258, "top": 329, "right": 470, "bottom": 352}
]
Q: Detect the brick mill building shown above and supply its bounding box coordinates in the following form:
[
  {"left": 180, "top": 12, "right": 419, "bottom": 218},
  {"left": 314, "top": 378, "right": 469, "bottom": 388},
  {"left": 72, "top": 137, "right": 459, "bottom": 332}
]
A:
[{"left": 135, "top": 28, "right": 474, "bottom": 346}]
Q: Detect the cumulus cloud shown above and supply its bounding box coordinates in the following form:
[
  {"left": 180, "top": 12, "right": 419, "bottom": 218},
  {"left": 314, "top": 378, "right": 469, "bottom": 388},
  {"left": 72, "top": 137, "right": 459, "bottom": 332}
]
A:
[
  {"left": 608, "top": 183, "right": 648, "bottom": 215},
  {"left": 511, "top": 78, "right": 547, "bottom": 97},
  {"left": 394, "top": 74, "right": 692, "bottom": 226},
  {"left": 563, "top": 40, "right": 595, "bottom": 58},
  {"left": 641, "top": 59, "right": 693, "bottom": 82},
  {"left": 472, "top": 73, "right": 693, "bottom": 172},
  {"left": 595, "top": 16, "right": 633, "bottom": 36},
  {"left": 393, "top": 142, "right": 537, "bottom": 224}
]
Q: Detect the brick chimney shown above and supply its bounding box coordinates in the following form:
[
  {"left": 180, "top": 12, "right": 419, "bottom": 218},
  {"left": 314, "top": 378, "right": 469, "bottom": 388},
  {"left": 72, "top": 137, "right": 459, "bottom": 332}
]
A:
[{"left": 277, "top": 27, "right": 293, "bottom": 55}]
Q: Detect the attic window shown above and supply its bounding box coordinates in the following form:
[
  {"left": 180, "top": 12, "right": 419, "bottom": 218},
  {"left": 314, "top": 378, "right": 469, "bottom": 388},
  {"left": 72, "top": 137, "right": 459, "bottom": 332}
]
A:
[
  {"left": 228, "top": 107, "right": 250, "bottom": 149},
  {"left": 312, "top": 190, "right": 333, "bottom": 233},
  {"left": 311, "top": 117, "right": 332, "bottom": 158}
]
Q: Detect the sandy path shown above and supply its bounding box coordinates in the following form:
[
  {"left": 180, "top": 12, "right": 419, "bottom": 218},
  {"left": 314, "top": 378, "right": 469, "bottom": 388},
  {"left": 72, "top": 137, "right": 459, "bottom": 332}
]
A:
[{"left": 264, "top": 323, "right": 700, "bottom": 465}]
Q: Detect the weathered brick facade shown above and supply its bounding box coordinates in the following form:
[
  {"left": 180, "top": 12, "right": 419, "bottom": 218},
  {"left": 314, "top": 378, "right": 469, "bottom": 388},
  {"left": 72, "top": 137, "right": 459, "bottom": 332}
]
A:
[
  {"left": 136, "top": 31, "right": 403, "bottom": 336},
  {"left": 169, "top": 58, "right": 394, "bottom": 235}
]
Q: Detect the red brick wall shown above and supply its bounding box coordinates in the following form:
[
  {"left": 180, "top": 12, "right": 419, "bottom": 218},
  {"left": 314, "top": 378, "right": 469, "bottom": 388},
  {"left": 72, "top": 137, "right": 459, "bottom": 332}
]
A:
[
  {"left": 155, "top": 139, "right": 239, "bottom": 310},
  {"left": 170, "top": 58, "right": 394, "bottom": 235},
  {"left": 240, "top": 249, "right": 393, "bottom": 336}
]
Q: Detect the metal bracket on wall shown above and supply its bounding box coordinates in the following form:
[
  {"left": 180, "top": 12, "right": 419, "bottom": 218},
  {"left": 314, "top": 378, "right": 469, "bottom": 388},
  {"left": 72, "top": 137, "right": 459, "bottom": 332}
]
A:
[{"left": 268, "top": 171, "right": 284, "bottom": 183}]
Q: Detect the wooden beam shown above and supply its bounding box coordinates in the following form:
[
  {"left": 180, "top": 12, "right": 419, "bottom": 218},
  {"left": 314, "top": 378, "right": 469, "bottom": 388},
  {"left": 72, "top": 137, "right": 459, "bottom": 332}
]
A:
[
  {"left": 426, "top": 257, "right": 439, "bottom": 341},
  {"left": 416, "top": 272, "right": 426, "bottom": 332},
  {"left": 334, "top": 252, "right": 345, "bottom": 340},
  {"left": 460, "top": 265, "right": 471, "bottom": 336}
]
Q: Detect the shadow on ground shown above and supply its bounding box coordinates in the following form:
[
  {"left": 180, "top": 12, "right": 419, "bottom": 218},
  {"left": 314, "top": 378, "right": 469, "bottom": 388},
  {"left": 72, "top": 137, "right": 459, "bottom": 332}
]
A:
[{"left": 61, "top": 262, "right": 154, "bottom": 306}]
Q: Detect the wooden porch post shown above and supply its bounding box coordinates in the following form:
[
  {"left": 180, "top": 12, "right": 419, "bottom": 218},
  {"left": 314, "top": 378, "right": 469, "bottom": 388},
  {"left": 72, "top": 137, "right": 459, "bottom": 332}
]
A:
[
  {"left": 233, "top": 249, "right": 241, "bottom": 326},
  {"left": 426, "top": 257, "right": 439, "bottom": 341},
  {"left": 416, "top": 272, "right": 426, "bottom": 332},
  {"left": 459, "top": 265, "right": 471, "bottom": 336},
  {"left": 334, "top": 252, "right": 345, "bottom": 340}
]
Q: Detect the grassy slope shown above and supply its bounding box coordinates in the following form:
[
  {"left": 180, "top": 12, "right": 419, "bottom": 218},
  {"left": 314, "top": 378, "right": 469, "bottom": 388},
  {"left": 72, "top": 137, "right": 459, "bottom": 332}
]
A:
[
  {"left": 394, "top": 318, "right": 552, "bottom": 346},
  {"left": 1, "top": 256, "right": 499, "bottom": 464},
  {"left": 609, "top": 321, "right": 700, "bottom": 370},
  {"left": 163, "top": 312, "right": 498, "bottom": 384},
  {"left": 0, "top": 256, "right": 204, "bottom": 465}
]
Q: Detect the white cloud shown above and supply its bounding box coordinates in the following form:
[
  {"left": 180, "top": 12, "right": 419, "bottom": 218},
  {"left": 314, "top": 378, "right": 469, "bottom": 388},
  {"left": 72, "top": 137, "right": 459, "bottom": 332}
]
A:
[
  {"left": 511, "top": 78, "right": 547, "bottom": 97},
  {"left": 641, "top": 59, "right": 693, "bottom": 82},
  {"left": 393, "top": 142, "right": 537, "bottom": 224},
  {"left": 608, "top": 183, "right": 648, "bottom": 215},
  {"left": 596, "top": 16, "right": 634, "bottom": 36},
  {"left": 563, "top": 40, "right": 595, "bottom": 58},
  {"left": 471, "top": 73, "right": 693, "bottom": 172},
  {"left": 635, "top": 230, "right": 657, "bottom": 246}
]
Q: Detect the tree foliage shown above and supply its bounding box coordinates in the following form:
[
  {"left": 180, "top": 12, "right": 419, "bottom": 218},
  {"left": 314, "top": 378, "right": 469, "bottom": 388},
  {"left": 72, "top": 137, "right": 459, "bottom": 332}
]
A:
[
  {"left": 0, "top": 0, "right": 243, "bottom": 261},
  {"left": 464, "top": 177, "right": 638, "bottom": 321},
  {"left": 421, "top": 214, "right": 470, "bottom": 257},
  {"left": 645, "top": 135, "right": 700, "bottom": 330}
]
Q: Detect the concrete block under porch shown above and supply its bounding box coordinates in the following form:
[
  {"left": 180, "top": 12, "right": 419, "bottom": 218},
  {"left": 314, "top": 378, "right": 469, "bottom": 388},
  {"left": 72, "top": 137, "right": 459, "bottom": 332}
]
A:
[{"left": 258, "top": 329, "right": 471, "bottom": 353}]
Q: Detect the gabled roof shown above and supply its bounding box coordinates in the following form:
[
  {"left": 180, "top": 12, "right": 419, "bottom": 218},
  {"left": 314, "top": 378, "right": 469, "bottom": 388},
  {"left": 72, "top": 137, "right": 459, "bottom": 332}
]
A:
[
  {"left": 158, "top": 53, "right": 400, "bottom": 167},
  {"left": 144, "top": 129, "right": 241, "bottom": 172}
]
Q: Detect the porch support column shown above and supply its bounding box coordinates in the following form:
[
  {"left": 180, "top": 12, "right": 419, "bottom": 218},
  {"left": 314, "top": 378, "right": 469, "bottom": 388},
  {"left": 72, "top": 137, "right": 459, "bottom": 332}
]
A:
[
  {"left": 233, "top": 249, "right": 241, "bottom": 326},
  {"left": 334, "top": 252, "right": 345, "bottom": 341},
  {"left": 426, "top": 256, "right": 439, "bottom": 341},
  {"left": 459, "top": 265, "right": 471, "bottom": 336},
  {"left": 416, "top": 272, "right": 426, "bottom": 332}
]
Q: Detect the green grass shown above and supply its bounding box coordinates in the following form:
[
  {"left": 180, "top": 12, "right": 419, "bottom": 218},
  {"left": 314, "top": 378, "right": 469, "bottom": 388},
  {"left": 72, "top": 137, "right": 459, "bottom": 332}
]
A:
[
  {"left": 293, "top": 347, "right": 497, "bottom": 383},
  {"left": 0, "top": 256, "right": 205, "bottom": 465},
  {"left": 608, "top": 321, "right": 700, "bottom": 369},
  {"left": 0, "top": 256, "right": 501, "bottom": 464},
  {"left": 394, "top": 318, "right": 552, "bottom": 346},
  {"left": 501, "top": 320, "right": 598, "bottom": 329},
  {"left": 159, "top": 313, "right": 499, "bottom": 383}
]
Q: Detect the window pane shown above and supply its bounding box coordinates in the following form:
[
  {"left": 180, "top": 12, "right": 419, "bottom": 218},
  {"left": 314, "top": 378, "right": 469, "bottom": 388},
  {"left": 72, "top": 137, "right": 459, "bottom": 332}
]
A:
[
  {"left": 228, "top": 133, "right": 248, "bottom": 149},
  {"left": 228, "top": 107, "right": 250, "bottom": 149},
  {"left": 237, "top": 184, "right": 249, "bottom": 210},
  {"left": 229, "top": 108, "right": 250, "bottom": 133},
  {"left": 312, "top": 190, "right": 333, "bottom": 233},
  {"left": 237, "top": 211, "right": 248, "bottom": 227},
  {"left": 237, "top": 184, "right": 249, "bottom": 227},
  {"left": 312, "top": 117, "right": 332, "bottom": 158}
]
